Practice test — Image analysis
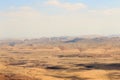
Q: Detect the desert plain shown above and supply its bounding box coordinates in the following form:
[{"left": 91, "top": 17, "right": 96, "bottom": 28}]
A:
[{"left": 0, "top": 37, "right": 120, "bottom": 80}]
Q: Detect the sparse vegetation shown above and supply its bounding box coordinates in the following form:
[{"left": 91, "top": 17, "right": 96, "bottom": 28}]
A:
[{"left": 0, "top": 37, "right": 120, "bottom": 80}]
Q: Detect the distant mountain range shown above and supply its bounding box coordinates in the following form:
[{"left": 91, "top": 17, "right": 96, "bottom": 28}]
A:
[{"left": 0, "top": 35, "right": 120, "bottom": 46}]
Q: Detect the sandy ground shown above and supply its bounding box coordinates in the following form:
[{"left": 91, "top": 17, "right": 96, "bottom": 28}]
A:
[{"left": 0, "top": 47, "right": 120, "bottom": 80}]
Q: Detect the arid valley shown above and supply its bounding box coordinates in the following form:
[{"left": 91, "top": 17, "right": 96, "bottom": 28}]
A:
[
  {"left": 0, "top": 36, "right": 120, "bottom": 80},
  {"left": 1, "top": 0, "right": 120, "bottom": 80}
]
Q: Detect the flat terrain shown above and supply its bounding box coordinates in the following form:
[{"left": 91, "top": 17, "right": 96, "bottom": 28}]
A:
[
  {"left": 0, "top": 37, "right": 120, "bottom": 80},
  {"left": 0, "top": 47, "right": 120, "bottom": 80}
]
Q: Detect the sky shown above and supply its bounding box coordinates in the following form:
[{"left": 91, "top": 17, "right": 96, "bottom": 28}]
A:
[{"left": 0, "top": 0, "right": 120, "bottom": 39}]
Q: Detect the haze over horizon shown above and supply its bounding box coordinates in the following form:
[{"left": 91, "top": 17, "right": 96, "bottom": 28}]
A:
[{"left": 0, "top": 0, "right": 120, "bottom": 39}]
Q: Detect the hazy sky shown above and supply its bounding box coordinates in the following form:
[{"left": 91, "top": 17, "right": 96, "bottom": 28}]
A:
[{"left": 0, "top": 0, "right": 120, "bottom": 39}]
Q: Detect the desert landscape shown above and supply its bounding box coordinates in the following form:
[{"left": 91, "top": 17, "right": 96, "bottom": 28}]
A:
[
  {"left": 1, "top": 0, "right": 120, "bottom": 80},
  {"left": 0, "top": 36, "right": 120, "bottom": 80}
]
